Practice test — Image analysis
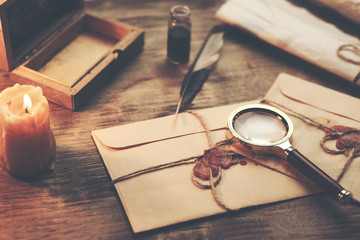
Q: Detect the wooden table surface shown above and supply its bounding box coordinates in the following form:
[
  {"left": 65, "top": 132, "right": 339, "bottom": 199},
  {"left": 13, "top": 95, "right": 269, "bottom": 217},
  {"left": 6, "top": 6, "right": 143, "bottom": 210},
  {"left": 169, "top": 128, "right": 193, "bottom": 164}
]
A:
[{"left": 1, "top": 0, "right": 360, "bottom": 239}]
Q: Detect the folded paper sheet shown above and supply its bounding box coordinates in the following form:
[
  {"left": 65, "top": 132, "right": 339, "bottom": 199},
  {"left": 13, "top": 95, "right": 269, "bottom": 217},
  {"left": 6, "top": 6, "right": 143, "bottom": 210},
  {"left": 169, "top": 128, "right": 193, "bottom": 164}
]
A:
[
  {"left": 92, "top": 73, "right": 360, "bottom": 233},
  {"left": 215, "top": 0, "right": 360, "bottom": 84}
]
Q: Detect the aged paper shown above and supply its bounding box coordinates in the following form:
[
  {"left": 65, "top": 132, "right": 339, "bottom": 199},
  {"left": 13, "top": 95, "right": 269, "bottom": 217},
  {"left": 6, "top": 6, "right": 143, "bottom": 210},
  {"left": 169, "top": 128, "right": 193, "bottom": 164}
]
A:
[{"left": 216, "top": 0, "right": 360, "bottom": 84}]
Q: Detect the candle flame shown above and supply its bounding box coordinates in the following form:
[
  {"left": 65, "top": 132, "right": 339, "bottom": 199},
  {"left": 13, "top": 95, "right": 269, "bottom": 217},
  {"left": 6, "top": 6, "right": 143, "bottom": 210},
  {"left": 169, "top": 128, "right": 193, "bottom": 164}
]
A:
[{"left": 23, "top": 94, "right": 32, "bottom": 113}]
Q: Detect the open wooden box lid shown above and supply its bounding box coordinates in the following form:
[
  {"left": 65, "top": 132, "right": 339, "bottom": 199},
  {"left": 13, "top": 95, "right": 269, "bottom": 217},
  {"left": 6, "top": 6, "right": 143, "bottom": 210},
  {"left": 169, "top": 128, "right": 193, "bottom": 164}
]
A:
[
  {"left": 0, "top": 0, "right": 144, "bottom": 110},
  {"left": 0, "top": 0, "right": 85, "bottom": 71}
]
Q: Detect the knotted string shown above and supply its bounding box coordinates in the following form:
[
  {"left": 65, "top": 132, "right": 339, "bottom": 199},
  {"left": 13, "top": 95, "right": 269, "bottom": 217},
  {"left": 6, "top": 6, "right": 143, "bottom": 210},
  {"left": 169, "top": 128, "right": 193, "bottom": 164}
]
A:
[
  {"left": 191, "top": 139, "right": 242, "bottom": 211},
  {"left": 111, "top": 111, "right": 209, "bottom": 185},
  {"left": 320, "top": 129, "right": 360, "bottom": 182},
  {"left": 112, "top": 99, "right": 359, "bottom": 209},
  {"left": 111, "top": 110, "right": 237, "bottom": 211}
]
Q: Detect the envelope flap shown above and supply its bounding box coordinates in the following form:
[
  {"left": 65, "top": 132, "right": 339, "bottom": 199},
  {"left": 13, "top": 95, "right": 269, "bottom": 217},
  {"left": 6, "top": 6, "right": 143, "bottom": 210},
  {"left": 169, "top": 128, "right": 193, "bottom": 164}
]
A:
[
  {"left": 92, "top": 114, "right": 206, "bottom": 149},
  {"left": 277, "top": 73, "right": 360, "bottom": 122},
  {"left": 92, "top": 103, "right": 247, "bottom": 149}
]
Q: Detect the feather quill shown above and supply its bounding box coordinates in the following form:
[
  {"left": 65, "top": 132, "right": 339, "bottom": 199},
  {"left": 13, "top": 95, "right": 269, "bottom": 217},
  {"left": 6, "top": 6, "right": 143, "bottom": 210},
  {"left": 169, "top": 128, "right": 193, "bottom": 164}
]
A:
[{"left": 175, "top": 25, "right": 225, "bottom": 116}]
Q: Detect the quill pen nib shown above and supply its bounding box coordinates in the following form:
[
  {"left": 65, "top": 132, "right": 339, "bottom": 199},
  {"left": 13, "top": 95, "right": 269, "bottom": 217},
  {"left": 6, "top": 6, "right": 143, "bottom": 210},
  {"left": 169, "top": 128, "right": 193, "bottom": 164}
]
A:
[{"left": 174, "top": 98, "right": 183, "bottom": 118}]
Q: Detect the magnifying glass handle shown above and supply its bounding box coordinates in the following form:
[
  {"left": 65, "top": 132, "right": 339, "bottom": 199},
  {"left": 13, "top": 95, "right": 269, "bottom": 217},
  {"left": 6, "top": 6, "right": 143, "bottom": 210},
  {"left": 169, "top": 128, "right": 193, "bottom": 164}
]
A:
[{"left": 286, "top": 149, "right": 352, "bottom": 204}]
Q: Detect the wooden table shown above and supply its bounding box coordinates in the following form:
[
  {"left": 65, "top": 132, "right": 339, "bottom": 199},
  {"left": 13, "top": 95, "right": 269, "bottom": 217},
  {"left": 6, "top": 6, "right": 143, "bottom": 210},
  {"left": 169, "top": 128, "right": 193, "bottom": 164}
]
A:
[{"left": 1, "top": 0, "right": 360, "bottom": 239}]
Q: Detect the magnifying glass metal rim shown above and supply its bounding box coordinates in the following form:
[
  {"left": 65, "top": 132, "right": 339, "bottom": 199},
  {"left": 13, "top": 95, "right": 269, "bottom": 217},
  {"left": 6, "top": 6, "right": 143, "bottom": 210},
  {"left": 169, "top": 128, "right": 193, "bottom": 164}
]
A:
[
  {"left": 227, "top": 103, "right": 294, "bottom": 147},
  {"left": 227, "top": 103, "right": 352, "bottom": 204}
]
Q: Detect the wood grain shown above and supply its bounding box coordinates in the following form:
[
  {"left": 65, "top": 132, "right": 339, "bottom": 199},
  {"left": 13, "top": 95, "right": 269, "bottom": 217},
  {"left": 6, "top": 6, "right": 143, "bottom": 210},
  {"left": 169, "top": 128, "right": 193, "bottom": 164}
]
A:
[{"left": 1, "top": 0, "right": 360, "bottom": 239}]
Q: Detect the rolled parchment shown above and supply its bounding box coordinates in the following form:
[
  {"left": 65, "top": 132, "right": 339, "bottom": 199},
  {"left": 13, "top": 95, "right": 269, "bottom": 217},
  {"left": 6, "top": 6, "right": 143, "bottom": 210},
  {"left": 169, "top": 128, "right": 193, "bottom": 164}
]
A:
[{"left": 215, "top": 0, "right": 360, "bottom": 83}]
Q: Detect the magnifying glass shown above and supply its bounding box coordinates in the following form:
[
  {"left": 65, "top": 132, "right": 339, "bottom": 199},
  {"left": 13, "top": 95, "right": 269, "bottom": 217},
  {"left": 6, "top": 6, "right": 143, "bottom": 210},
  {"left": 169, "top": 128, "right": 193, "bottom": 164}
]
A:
[{"left": 228, "top": 103, "right": 352, "bottom": 204}]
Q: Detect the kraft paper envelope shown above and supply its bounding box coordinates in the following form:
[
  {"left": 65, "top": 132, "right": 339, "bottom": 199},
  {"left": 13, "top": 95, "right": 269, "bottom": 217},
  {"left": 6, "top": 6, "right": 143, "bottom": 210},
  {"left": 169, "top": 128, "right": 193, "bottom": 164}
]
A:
[
  {"left": 92, "top": 73, "right": 360, "bottom": 233},
  {"left": 215, "top": 0, "right": 360, "bottom": 84},
  {"left": 264, "top": 73, "right": 360, "bottom": 201}
]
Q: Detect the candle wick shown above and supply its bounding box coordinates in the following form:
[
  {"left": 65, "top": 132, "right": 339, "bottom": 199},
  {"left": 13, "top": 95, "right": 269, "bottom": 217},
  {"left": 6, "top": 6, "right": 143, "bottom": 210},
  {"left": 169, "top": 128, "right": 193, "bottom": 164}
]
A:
[
  {"left": 25, "top": 108, "right": 28, "bottom": 114},
  {"left": 7, "top": 100, "right": 11, "bottom": 106}
]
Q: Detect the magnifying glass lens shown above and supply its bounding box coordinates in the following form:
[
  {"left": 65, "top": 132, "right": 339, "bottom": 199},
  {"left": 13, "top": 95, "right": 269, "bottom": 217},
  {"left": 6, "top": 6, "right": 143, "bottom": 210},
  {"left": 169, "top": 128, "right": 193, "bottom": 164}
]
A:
[{"left": 233, "top": 111, "right": 288, "bottom": 144}]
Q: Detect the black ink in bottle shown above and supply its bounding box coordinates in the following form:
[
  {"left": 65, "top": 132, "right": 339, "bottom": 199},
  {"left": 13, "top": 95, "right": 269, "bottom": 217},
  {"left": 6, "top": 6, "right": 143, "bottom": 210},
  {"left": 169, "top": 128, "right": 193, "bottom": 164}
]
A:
[{"left": 167, "top": 5, "right": 191, "bottom": 64}]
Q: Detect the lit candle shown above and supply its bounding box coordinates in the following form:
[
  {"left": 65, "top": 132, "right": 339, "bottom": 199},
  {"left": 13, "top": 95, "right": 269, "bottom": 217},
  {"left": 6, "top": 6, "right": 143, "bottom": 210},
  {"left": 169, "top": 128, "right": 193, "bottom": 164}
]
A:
[{"left": 0, "top": 84, "right": 56, "bottom": 177}]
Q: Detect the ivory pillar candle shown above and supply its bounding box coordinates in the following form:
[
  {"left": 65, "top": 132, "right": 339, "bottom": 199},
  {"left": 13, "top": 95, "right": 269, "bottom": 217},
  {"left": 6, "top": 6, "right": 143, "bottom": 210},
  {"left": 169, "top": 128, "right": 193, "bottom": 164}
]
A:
[{"left": 0, "top": 84, "right": 56, "bottom": 177}]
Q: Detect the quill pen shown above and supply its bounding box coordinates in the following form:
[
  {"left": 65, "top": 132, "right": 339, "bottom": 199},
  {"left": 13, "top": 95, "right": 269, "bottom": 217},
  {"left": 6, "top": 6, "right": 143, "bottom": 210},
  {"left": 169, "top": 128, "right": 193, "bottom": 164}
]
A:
[{"left": 175, "top": 25, "right": 225, "bottom": 116}]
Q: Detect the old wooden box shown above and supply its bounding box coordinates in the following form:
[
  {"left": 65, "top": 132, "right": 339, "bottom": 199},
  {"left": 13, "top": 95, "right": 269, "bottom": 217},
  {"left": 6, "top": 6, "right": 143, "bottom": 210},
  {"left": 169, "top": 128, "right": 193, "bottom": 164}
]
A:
[{"left": 0, "top": 0, "right": 144, "bottom": 110}]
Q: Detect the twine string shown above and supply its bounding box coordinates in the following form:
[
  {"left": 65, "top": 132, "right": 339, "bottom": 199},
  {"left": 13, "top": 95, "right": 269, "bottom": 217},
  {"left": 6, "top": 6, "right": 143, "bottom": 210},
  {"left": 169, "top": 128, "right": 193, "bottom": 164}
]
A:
[
  {"left": 337, "top": 148, "right": 357, "bottom": 182},
  {"left": 336, "top": 43, "right": 360, "bottom": 85},
  {"left": 111, "top": 110, "right": 237, "bottom": 211},
  {"left": 262, "top": 99, "right": 336, "bottom": 134},
  {"left": 187, "top": 111, "right": 237, "bottom": 210},
  {"left": 337, "top": 43, "right": 360, "bottom": 66},
  {"left": 112, "top": 156, "right": 198, "bottom": 184},
  {"left": 320, "top": 129, "right": 360, "bottom": 182},
  {"left": 263, "top": 99, "right": 359, "bottom": 183},
  {"left": 111, "top": 111, "right": 211, "bottom": 185},
  {"left": 112, "top": 100, "right": 359, "bottom": 209}
]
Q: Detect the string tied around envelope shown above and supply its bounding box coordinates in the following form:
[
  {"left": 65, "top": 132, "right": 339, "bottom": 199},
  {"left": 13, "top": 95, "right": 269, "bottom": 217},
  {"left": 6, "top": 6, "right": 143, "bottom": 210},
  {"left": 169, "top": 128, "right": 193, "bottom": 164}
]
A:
[
  {"left": 321, "top": 129, "right": 360, "bottom": 182},
  {"left": 112, "top": 111, "right": 212, "bottom": 184},
  {"left": 111, "top": 111, "right": 244, "bottom": 211},
  {"left": 262, "top": 99, "right": 360, "bottom": 183},
  {"left": 110, "top": 101, "right": 359, "bottom": 209},
  {"left": 190, "top": 139, "right": 245, "bottom": 211}
]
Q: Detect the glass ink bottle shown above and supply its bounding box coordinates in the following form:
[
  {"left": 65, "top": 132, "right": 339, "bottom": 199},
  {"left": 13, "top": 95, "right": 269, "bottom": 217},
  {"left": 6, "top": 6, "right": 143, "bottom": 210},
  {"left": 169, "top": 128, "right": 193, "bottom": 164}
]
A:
[{"left": 167, "top": 5, "right": 191, "bottom": 64}]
